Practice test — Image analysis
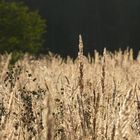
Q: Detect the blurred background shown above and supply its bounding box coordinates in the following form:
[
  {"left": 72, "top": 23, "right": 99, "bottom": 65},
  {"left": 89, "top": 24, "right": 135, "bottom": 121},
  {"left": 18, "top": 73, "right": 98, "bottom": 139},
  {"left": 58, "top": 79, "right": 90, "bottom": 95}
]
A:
[{"left": 1, "top": 0, "right": 140, "bottom": 58}]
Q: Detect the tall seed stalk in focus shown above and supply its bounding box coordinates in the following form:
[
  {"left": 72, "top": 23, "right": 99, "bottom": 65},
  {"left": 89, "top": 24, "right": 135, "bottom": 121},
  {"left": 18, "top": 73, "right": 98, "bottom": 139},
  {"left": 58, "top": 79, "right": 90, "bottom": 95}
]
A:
[
  {"left": 78, "top": 35, "right": 84, "bottom": 97},
  {"left": 77, "top": 35, "right": 87, "bottom": 137}
]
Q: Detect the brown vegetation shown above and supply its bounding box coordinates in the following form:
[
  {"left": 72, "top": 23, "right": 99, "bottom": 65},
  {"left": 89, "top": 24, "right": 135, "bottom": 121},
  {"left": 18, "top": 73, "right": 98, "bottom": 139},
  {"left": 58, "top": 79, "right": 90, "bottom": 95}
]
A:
[{"left": 0, "top": 36, "right": 140, "bottom": 140}]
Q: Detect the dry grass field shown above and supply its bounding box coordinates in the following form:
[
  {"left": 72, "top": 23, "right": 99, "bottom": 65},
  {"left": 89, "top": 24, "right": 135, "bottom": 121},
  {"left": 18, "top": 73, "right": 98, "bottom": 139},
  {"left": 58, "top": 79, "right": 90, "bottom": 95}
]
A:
[{"left": 0, "top": 37, "right": 140, "bottom": 140}]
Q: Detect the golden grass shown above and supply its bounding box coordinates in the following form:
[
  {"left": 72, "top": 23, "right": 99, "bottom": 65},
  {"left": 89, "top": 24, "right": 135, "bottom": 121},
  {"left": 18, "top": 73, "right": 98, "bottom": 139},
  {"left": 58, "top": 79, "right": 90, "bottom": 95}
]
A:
[{"left": 0, "top": 37, "right": 140, "bottom": 140}]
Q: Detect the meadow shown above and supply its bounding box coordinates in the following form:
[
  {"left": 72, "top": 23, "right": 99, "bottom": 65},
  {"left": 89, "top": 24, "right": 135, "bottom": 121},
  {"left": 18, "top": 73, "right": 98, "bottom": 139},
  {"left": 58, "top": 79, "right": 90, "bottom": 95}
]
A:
[{"left": 0, "top": 38, "right": 140, "bottom": 140}]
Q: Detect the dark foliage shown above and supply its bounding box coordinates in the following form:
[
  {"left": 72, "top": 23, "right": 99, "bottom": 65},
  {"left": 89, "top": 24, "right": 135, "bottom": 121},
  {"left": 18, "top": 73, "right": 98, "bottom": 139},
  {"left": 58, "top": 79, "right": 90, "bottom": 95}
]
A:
[
  {"left": 0, "top": 1, "right": 46, "bottom": 54},
  {"left": 3, "top": 0, "right": 140, "bottom": 58}
]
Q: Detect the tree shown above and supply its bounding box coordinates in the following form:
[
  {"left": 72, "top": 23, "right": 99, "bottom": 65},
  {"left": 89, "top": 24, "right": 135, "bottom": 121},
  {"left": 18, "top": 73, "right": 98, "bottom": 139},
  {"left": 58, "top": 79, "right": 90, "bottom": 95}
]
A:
[{"left": 0, "top": 1, "right": 46, "bottom": 53}]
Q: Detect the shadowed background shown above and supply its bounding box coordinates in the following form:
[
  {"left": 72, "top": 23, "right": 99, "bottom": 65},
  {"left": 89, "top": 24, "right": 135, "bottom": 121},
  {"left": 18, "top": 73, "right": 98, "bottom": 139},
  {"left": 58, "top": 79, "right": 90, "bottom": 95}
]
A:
[{"left": 18, "top": 0, "right": 140, "bottom": 57}]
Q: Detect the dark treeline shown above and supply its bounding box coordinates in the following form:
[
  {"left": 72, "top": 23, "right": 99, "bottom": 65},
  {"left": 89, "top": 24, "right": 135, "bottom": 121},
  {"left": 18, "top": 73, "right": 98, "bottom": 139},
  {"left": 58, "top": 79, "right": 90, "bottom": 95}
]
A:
[{"left": 21, "top": 0, "right": 140, "bottom": 57}]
